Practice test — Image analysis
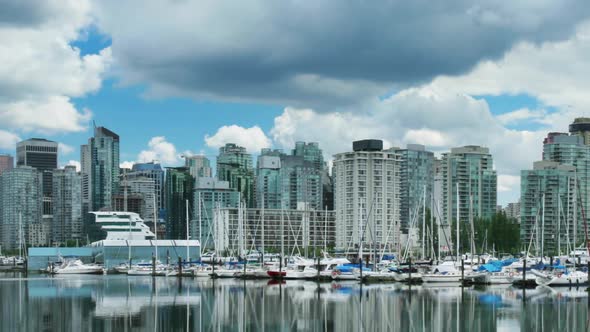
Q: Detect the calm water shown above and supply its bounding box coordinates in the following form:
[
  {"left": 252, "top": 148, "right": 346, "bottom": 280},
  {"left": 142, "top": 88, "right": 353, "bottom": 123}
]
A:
[{"left": 0, "top": 273, "right": 588, "bottom": 331}]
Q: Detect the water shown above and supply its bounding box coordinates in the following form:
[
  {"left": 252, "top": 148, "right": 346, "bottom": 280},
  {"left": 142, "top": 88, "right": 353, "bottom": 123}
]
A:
[{"left": 0, "top": 273, "right": 588, "bottom": 331}]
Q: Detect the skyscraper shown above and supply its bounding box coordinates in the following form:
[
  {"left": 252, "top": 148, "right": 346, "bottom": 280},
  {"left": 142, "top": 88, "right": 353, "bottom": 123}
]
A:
[
  {"left": 217, "top": 143, "right": 254, "bottom": 207},
  {"left": 333, "top": 139, "right": 401, "bottom": 254},
  {"left": 0, "top": 154, "right": 14, "bottom": 175},
  {"left": 0, "top": 166, "right": 43, "bottom": 249},
  {"left": 89, "top": 127, "right": 120, "bottom": 211},
  {"left": 280, "top": 155, "right": 323, "bottom": 210},
  {"left": 165, "top": 167, "right": 193, "bottom": 239},
  {"left": 256, "top": 149, "right": 282, "bottom": 209},
  {"left": 395, "top": 144, "right": 435, "bottom": 233},
  {"left": 569, "top": 117, "right": 590, "bottom": 146},
  {"left": 520, "top": 161, "right": 576, "bottom": 256},
  {"left": 184, "top": 155, "right": 212, "bottom": 178},
  {"left": 52, "top": 166, "right": 82, "bottom": 245},
  {"left": 194, "top": 177, "right": 240, "bottom": 250},
  {"left": 129, "top": 162, "right": 165, "bottom": 211},
  {"left": 16, "top": 138, "right": 58, "bottom": 197},
  {"left": 116, "top": 176, "right": 156, "bottom": 225}
]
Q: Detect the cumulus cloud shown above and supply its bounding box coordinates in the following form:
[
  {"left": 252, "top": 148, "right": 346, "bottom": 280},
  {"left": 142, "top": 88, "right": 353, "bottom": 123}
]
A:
[
  {"left": 58, "top": 142, "right": 75, "bottom": 155},
  {"left": 92, "top": 0, "right": 590, "bottom": 110},
  {"left": 0, "top": 130, "right": 21, "bottom": 150},
  {"left": 205, "top": 125, "right": 271, "bottom": 153},
  {"left": 0, "top": 0, "right": 111, "bottom": 140},
  {"left": 137, "top": 136, "right": 181, "bottom": 165},
  {"left": 119, "top": 161, "right": 134, "bottom": 169},
  {"left": 496, "top": 108, "right": 547, "bottom": 126}
]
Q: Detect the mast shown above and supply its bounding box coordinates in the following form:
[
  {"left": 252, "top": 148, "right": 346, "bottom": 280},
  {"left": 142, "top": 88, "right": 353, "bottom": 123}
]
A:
[
  {"left": 153, "top": 195, "right": 158, "bottom": 263},
  {"left": 456, "top": 182, "right": 460, "bottom": 263},
  {"left": 280, "top": 208, "right": 284, "bottom": 259},
  {"left": 18, "top": 212, "right": 22, "bottom": 259},
  {"left": 469, "top": 194, "right": 475, "bottom": 259},
  {"left": 557, "top": 191, "right": 561, "bottom": 256},
  {"left": 185, "top": 199, "right": 189, "bottom": 262},
  {"left": 422, "top": 184, "right": 426, "bottom": 259},
  {"left": 261, "top": 192, "right": 265, "bottom": 264},
  {"left": 324, "top": 206, "right": 328, "bottom": 253},
  {"left": 541, "top": 193, "right": 545, "bottom": 259},
  {"left": 198, "top": 192, "right": 202, "bottom": 259}
]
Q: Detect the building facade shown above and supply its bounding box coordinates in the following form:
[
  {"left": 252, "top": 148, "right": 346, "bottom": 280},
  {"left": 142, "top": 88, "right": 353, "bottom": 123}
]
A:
[
  {"left": 0, "top": 166, "right": 43, "bottom": 249},
  {"left": 333, "top": 140, "right": 401, "bottom": 255},
  {"left": 441, "top": 145, "right": 497, "bottom": 226},
  {"left": 216, "top": 143, "right": 255, "bottom": 208},
  {"left": 214, "top": 207, "right": 336, "bottom": 256},
  {"left": 194, "top": 177, "right": 240, "bottom": 250},
  {"left": 570, "top": 117, "right": 590, "bottom": 146},
  {"left": 89, "top": 126, "right": 120, "bottom": 211},
  {"left": 0, "top": 154, "right": 14, "bottom": 175},
  {"left": 118, "top": 176, "right": 156, "bottom": 225},
  {"left": 16, "top": 138, "right": 58, "bottom": 197},
  {"left": 129, "top": 162, "right": 165, "bottom": 211},
  {"left": 165, "top": 167, "right": 193, "bottom": 239},
  {"left": 52, "top": 166, "right": 83, "bottom": 245},
  {"left": 395, "top": 144, "right": 434, "bottom": 233},
  {"left": 520, "top": 161, "right": 576, "bottom": 256},
  {"left": 185, "top": 155, "right": 212, "bottom": 178},
  {"left": 256, "top": 149, "right": 282, "bottom": 209}
]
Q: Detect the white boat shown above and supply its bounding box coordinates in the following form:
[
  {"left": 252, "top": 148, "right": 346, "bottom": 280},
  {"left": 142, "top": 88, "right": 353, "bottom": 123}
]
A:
[
  {"left": 127, "top": 265, "right": 168, "bottom": 276},
  {"left": 192, "top": 265, "right": 214, "bottom": 278},
  {"left": 53, "top": 259, "right": 104, "bottom": 275},
  {"left": 422, "top": 272, "right": 463, "bottom": 283},
  {"left": 532, "top": 269, "right": 589, "bottom": 286}
]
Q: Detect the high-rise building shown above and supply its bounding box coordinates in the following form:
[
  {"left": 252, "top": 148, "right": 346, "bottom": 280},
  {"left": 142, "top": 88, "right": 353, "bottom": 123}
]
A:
[
  {"left": 52, "top": 166, "right": 82, "bottom": 245},
  {"left": 16, "top": 138, "right": 58, "bottom": 197},
  {"left": 520, "top": 161, "right": 576, "bottom": 255},
  {"left": 333, "top": 139, "right": 401, "bottom": 254},
  {"left": 322, "top": 167, "right": 334, "bottom": 211},
  {"left": 217, "top": 143, "right": 255, "bottom": 207},
  {"left": 129, "top": 162, "right": 165, "bottom": 211},
  {"left": 441, "top": 146, "right": 497, "bottom": 226},
  {"left": 117, "top": 176, "right": 156, "bottom": 225},
  {"left": 542, "top": 133, "right": 590, "bottom": 241},
  {"left": 503, "top": 201, "right": 521, "bottom": 222},
  {"left": 280, "top": 155, "right": 323, "bottom": 211},
  {"left": 88, "top": 127, "right": 120, "bottom": 211},
  {"left": 184, "top": 155, "right": 212, "bottom": 178},
  {"left": 194, "top": 177, "right": 240, "bottom": 250},
  {"left": 0, "top": 154, "right": 14, "bottom": 175},
  {"left": 395, "top": 144, "right": 435, "bottom": 233},
  {"left": 165, "top": 167, "right": 193, "bottom": 239},
  {"left": 256, "top": 149, "right": 282, "bottom": 209},
  {"left": 293, "top": 142, "right": 324, "bottom": 171},
  {"left": 570, "top": 117, "right": 590, "bottom": 146},
  {"left": 0, "top": 166, "right": 43, "bottom": 249}
]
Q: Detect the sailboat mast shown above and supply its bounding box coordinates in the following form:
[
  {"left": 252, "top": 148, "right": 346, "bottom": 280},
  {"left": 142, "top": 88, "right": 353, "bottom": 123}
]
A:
[
  {"left": 153, "top": 195, "right": 158, "bottom": 262},
  {"left": 541, "top": 193, "right": 545, "bottom": 259},
  {"left": 185, "top": 199, "right": 190, "bottom": 262},
  {"left": 422, "top": 184, "right": 426, "bottom": 259},
  {"left": 198, "top": 192, "right": 202, "bottom": 259},
  {"left": 456, "top": 182, "right": 460, "bottom": 262},
  {"left": 261, "top": 192, "right": 265, "bottom": 264}
]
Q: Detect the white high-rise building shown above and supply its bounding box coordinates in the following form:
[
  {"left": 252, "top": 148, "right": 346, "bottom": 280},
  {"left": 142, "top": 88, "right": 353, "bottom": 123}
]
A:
[{"left": 333, "top": 140, "right": 401, "bottom": 256}]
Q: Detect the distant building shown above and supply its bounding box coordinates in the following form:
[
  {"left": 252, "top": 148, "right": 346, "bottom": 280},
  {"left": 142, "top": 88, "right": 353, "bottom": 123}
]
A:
[
  {"left": 52, "top": 166, "right": 82, "bottom": 245},
  {"left": 333, "top": 139, "right": 401, "bottom": 255},
  {"left": 395, "top": 144, "right": 434, "bottom": 233},
  {"left": 184, "top": 155, "right": 212, "bottom": 178},
  {"left": 441, "top": 146, "right": 497, "bottom": 226},
  {"left": 194, "top": 177, "right": 240, "bottom": 250},
  {"left": 217, "top": 143, "right": 255, "bottom": 207},
  {"left": 117, "top": 176, "right": 156, "bottom": 225},
  {"left": 165, "top": 167, "right": 193, "bottom": 239},
  {"left": 214, "top": 207, "right": 336, "bottom": 256},
  {"left": 503, "top": 201, "right": 521, "bottom": 222},
  {"left": 256, "top": 149, "right": 282, "bottom": 209},
  {"left": 0, "top": 154, "right": 14, "bottom": 175},
  {"left": 16, "top": 138, "right": 58, "bottom": 197},
  {"left": 129, "top": 162, "right": 165, "bottom": 211},
  {"left": 570, "top": 117, "right": 590, "bottom": 146},
  {"left": 0, "top": 166, "right": 43, "bottom": 249},
  {"left": 89, "top": 126, "right": 120, "bottom": 211},
  {"left": 520, "top": 161, "right": 576, "bottom": 255}
]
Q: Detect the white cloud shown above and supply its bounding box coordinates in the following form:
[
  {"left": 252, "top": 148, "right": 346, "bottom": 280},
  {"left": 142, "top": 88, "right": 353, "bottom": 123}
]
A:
[
  {"left": 205, "top": 125, "right": 271, "bottom": 153},
  {"left": 138, "top": 136, "right": 180, "bottom": 165},
  {"left": 0, "top": 130, "right": 21, "bottom": 150},
  {"left": 0, "top": 0, "right": 111, "bottom": 135},
  {"left": 496, "top": 108, "right": 546, "bottom": 126},
  {"left": 498, "top": 175, "right": 520, "bottom": 193},
  {"left": 58, "top": 142, "right": 75, "bottom": 155},
  {"left": 119, "top": 161, "right": 134, "bottom": 169}
]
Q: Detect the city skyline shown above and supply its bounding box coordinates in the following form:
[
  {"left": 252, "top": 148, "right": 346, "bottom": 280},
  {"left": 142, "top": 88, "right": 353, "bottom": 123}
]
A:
[{"left": 3, "top": 2, "right": 590, "bottom": 208}]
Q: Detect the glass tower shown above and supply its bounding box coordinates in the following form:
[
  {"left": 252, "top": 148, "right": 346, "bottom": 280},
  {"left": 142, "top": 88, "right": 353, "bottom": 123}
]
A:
[
  {"left": 89, "top": 127, "right": 120, "bottom": 211},
  {"left": 256, "top": 149, "right": 282, "bottom": 209},
  {"left": 216, "top": 143, "right": 255, "bottom": 207},
  {"left": 165, "top": 167, "right": 193, "bottom": 239},
  {"left": 52, "top": 166, "right": 82, "bottom": 245}
]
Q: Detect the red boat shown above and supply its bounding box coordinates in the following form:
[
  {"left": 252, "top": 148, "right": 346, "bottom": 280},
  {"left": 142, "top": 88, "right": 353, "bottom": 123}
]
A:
[{"left": 267, "top": 270, "right": 287, "bottom": 279}]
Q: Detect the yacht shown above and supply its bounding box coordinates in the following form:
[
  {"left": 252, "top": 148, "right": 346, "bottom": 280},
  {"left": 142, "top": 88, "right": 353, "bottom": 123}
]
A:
[
  {"left": 91, "top": 211, "right": 156, "bottom": 240},
  {"left": 52, "top": 259, "right": 104, "bottom": 275}
]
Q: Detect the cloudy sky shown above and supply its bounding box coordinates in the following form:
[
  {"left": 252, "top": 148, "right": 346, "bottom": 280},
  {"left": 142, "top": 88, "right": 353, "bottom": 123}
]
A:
[{"left": 2, "top": 0, "right": 590, "bottom": 205}]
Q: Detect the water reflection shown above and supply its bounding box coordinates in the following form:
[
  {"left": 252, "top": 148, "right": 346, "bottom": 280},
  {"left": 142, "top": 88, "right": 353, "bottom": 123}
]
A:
[{"left": 0, "top": 273, "right": 588, "bottom": 331}]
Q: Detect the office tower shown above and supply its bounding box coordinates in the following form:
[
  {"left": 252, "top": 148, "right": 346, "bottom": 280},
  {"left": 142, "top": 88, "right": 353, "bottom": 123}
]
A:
[
  {"left": 52, "top": 166, "right": 82, "bottom": 245},
  {"left": 0, "top": 166, "right": 43, "bottom": 249},
  {"left": 395, "top": 144, "right": 435, "bottom": 233},
  {"left": 520, "top": 161, "right": 576, "bottom": 255},
  {"left": 16, "top": 138, "right": 58, "bottom": 197},
  {"left": 129, "top": 162, "right": 165, "bottom": 211},
  {"left": 333, "top": 139, "right": 401, "bottom": 254},
  {"left": 441, "top": 145, "right": 497, "bottom": 226},
  {"left": 194, "top": 177, "right": 240, "bottom": 250},
  {"left": 217, "top": 143, "right": 255, "bottom": 207},
  {"left": 165, "top": 167, "right": 193, "bottom": 239},
  {"left": 0, "top": 154, "right": 14, "bottom": 174},
  {"left": 89, "top": 126, "right": 120, "bottom": 211},
  {"left": 542, "top": 133, "right": 590, "bottom": 242},
  {"left": 293, "top": 141, "right": 324, "bottom": 171},
  {"left": 184, "top": 155, "right": 212, "bottom": 178},
  {"left": 116, "top": 176, "right": 156, "bottom": 226},
  {"left": 322, "top": 168, "right": 334, "bottom": 211},
  {"left": 256, "top": 149, "right": 282, "bottom": 209},
  {"left": 503, "top": 201, "right": 521, "bottom": 222},
  {"left": 570, "top": 117, "right": 590, "bottom": 146}
]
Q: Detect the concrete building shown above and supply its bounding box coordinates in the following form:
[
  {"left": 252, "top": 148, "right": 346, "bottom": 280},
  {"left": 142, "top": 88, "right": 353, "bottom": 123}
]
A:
[
  {"left": 184, "top": 155, "right": 212, "bottom": 178},
  {"left": 194, "top": 177, "right": 240, "bottom": 250},
  {"left": 129, "top": 162, "right": 165, "bottom": 213},
  {"left": 118, "top": 176, "right": 156, "bottom": 226},
  {"left": 0, "top": 154, "right": 14, "bottom": 174},
  {"left": 520, "top": 161, "right": 576, "bottom": 256},
  {"left": 0, "top": 166, "right": 43, "bottom": 249},
  {"left": 256, "top": 149, "right": 282, "bottom": 209},
  {"left": 441, "top": 145, "right": 497, "bottom": 226},
  {"left": 16, "top": 138, "right": 58, "bottom": 197},
  {"left": 217, "top": 143, "right": 255, "bottom": 207},
  {"left": 214, "top": 207, "right": 336, "bottom": 256},
  {"left": 165, "top": 167, "right": 193, "bottom": 239},
  {"left": 52, "top": 166, "right": 82, "bottom": 245},
  {"left": 333, "top": 139, "right": 401, "bottom": 255},
  {"left": 395, "top": 144, "right": 434, "bottom": 233},
  {"left": 503, "top": 201, "right": 521, "bottom": 222},
  {"left": 570, "top": 117, "right": 590, "bottom": 146}
]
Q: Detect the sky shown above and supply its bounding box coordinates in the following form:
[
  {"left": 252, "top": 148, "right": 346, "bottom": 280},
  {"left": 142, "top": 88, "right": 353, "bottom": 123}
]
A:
[{"left": 2, "top": 1, "right": 590, "bottom": 206}]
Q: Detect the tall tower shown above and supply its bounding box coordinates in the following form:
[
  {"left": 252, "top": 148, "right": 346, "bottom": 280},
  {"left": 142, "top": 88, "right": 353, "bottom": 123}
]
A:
[
  {"left": 570, "top": 117, "right": 590, "bottom": 146},
  {"left": 89, "top": 126, "right": 120, "bottom": 211},
  {"left": 217, "top": 143, "right": 254, "bottom": 207},
  {"left": 16, "top": 138, "right": 58, "bottom": 197}
]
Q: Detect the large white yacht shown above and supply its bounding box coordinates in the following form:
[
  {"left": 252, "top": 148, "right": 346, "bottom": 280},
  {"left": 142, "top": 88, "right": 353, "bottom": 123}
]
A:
[{"left": 91, "top": 212, "right": 156, "bottom": 240}]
